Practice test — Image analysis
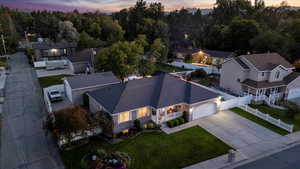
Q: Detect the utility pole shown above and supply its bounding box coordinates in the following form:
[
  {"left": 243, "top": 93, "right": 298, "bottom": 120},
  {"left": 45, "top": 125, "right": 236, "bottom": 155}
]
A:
[{"left": 1, "top": 34, "right": 6, "bottom": 55}]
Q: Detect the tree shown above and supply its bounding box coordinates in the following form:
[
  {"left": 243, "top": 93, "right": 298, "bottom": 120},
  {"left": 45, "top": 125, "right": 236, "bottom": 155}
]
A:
[
  {"left": 149, "top": 38, "right": 168, "bottom": 63},
  {"left": 48, "top": 106, "right": 90, "bottom": 145},
  {"left": 134, "top": 34, "right": 149, "bottom": 50},
  {"left": 96, "top": 41, "right": 143, "bottom": 81},
  {"left": 88, "top": 22, "right": 101, "bottom": 39},
  {"left": 102, "top": 19, "right": 124, "bottom": 45},
  {"left": 57, "top": 20, "right": 79, "bottom": 42},
  {"left": 250, "top": 31, "right": 285, "bottom": 53},
  {"left": 227, "top": 18, "right": 260, "bottom": 53},
  {"left": 78, "top": 31, "right": 101, "bottom": 49},
  {"left": 138, "top": 59, "right": 155, "bottom": 76}
]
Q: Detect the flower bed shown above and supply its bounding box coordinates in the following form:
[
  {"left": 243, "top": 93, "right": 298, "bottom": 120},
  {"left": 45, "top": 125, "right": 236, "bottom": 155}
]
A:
[
  {"left": 167, "top": 117, "right": 186, "bottom": 128},
  {"left": 81, "top": 149, "right": 131, "bottom": 169}
]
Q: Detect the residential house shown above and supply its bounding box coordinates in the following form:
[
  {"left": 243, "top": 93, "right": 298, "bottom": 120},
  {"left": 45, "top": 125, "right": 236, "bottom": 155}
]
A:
[
  {"left": 64, "top": 72, "right": 120, "bottom": 105},
  {"left": 32, "top": 41, "right": 76, "bottom": 61},
  {"left": 67, "top": 48, "right": 96, "bottom": 74},
  {"left": 87, "top": 73, "right": 220, "bottom": 134},
  {"left": 220, "top": 53, "right": 300, "bottom": 103},
  {"left": 174, "top": 48, "right": 235, "bottom": 67}
]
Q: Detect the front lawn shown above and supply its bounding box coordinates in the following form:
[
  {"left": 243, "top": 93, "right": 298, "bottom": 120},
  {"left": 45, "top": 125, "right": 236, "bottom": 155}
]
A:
[
  {"left": 38, "top": 74, "right": 72, "bottom": 88},
  {"left": 231, "top": 107, "right": 289, "bottom": 135},
  {"left": 0, "top": 58, "right": 7, "bottom": 67},
  {"left": 154, "top": 63, "right": 187, "bottom": 74},
  {"left": 61, "top": 126, "right": 232, "bottom": 169},
  {"left": 250, "top": 104, "right": 300, "bottom": 132}
]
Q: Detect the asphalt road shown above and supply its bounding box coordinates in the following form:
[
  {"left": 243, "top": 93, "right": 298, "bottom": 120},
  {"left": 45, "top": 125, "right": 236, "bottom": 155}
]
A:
[
  {"left": 1, "top": 52, "right": 65, "bottom": 169},
  {"left": 235, "top": 144, "right": 300, "bottom": 169}
]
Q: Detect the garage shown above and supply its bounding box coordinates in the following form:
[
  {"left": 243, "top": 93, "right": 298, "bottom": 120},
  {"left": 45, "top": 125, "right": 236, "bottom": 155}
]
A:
[
  {"left": 288, "top": 88, "right": 300, "bottom": 100},
  {"left": 192, "top": 102, "right": 217, "bottom": 120}
]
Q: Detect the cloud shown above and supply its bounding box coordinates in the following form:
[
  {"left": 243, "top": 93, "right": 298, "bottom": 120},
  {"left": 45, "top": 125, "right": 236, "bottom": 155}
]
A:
[{"left": 1, "top": 0, "right": 300, "bottom": 12}]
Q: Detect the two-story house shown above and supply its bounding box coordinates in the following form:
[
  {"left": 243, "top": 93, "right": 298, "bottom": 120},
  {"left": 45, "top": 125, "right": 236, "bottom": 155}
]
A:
[{"left": 220, "top": 53, "right": 300, "bottom": 103}]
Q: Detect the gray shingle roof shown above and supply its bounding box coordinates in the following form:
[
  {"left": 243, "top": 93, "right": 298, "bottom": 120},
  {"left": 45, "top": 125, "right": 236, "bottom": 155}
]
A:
[
  {"left": 88, "top": 74, "right": 220, "bottom": 114},
  {"left": 32, "top": 42, "right": 77, "bottom": 50},
  {"left": 65, "top": 72, "right": 120, "bottom": 90},
  {"left": 241, "top": 53, "right": 294, "bottom": 71}
]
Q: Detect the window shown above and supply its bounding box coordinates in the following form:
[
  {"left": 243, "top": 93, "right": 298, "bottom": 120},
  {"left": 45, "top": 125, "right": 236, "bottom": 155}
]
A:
[
  {"left": 262, "top": 72, "right": 265, "bottom": 77},
  {"left": 119, "top": 111, "right": 130, "bottom": 123},
  {"left": 275, "top": 71, "right": 280, "bottom": 79},
  {"left": 137, "top": 107, "right": 150, "bottom": 118}
]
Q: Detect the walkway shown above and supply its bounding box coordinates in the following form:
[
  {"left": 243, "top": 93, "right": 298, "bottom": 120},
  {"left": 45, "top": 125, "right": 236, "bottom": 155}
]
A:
[{"left": 1, "top": 52, "right": 65, "bottom": 169}]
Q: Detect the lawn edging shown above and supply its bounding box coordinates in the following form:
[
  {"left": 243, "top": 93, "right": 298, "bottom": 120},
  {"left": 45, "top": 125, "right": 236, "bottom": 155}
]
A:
[{"left": 230, "top": 107, "right": 289, "bottom": 135}]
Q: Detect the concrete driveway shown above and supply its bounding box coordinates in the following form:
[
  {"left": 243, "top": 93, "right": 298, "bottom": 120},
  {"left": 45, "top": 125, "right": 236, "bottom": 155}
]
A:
[{"left": 197, "top": 111, "right": 281, "bottom": 150}]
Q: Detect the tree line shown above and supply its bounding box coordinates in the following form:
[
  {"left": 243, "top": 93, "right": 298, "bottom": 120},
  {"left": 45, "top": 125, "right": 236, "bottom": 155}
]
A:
[{"left": 0, "top": 0, "right": 300, "bottom": 76}]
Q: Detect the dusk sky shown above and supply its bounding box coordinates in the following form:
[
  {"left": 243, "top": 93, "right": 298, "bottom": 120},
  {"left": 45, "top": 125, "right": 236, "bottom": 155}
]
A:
[{"left": 1, "top": 0, "right": 300, "bottom": 12}]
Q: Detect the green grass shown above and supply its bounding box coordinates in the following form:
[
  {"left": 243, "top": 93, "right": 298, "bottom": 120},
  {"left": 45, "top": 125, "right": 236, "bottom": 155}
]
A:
[
  {"left": 38, "top": 74, "right": 72, "bottom": 88},
  {"left": 0, "top": 58, "right": 7, "bottom": 67},
  {"left": 231, "top": 107, "right": 289, "bottom": 135},
  {"left": 250, "top": 104, "right": 300, "bottom": 132},
  {"left": 154, "top": 63, "right": 187, "bottom": 74},
  {"left": 61, "top": 126, "right": 232, "bottom": 169}
]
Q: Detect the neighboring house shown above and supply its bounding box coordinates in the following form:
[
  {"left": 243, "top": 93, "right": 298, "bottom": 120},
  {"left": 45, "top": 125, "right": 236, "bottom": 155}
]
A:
[
  {"left": 64, "top": 72, "right": 120, "bottom": 105},
  {"left": 220, "top": 53, "right": 300, "bottom": 103},
  {"left": 32, "top": 41, "right": 76, "bottom": 61},
  {"left": 174, "top": 48, "right": 235, "bottom": 67},
  {"left": 87, "top": 73, "right": 220, "bottom": 134},
  {"left": 68, "top": 48, "right": 96, "bottom": 74}
]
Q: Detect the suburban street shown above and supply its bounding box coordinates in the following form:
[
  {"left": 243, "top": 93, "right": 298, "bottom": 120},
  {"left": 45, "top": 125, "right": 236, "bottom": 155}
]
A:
[
  {"left": 1, "top": 52, "right": 64, "bottom": 169},
  {"left": 235, "top": 144, "right": 300, "bottom": 169}
]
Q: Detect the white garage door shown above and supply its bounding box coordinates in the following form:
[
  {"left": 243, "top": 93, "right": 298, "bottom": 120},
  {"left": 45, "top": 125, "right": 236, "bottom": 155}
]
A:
[
  {"left": 288, "top": 88, "right": 300, "bottom": 100},
  {"left": 192, "top": 102, "right": 217, "bottom": 120}
]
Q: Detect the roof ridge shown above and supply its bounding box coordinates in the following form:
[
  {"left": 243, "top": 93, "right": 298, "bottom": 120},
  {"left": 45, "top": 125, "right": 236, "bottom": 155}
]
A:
[
  {"left": 153, "top": 74, "right": 167, "bottom": 108},
  {"left": 185, "top": 81, "right": 192, "bottom": 104},
  {"left": 111, "top": 82, "right": 128, "bottom": 113}
]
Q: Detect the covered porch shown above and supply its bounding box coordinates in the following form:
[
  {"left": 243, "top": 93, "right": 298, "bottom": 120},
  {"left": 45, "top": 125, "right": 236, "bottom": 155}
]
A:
[
  {"left": 151, "top": 104, "right": 189, "bottom": 124},
  {"left": 242, "top": 84, "right": 286, "bottom": 104}
]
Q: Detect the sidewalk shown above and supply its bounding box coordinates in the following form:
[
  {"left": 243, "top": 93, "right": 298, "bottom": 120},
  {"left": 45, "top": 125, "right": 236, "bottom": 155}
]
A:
[{"left": 183, "top": 129, "right": 300, "bottom": 169}]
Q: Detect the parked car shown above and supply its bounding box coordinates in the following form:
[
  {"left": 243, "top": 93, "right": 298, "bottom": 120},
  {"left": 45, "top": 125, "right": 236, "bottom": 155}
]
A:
[{"left": 48, "top": 90, "right": 63, "bottom": 102}]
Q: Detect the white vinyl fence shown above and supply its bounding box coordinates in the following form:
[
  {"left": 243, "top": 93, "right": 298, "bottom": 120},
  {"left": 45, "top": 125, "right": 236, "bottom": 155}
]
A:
[
  {"left": 169, "top": 61, "right": 221, "bottom": 74},
  {"left": 220, "top": 95, "right": 252, "bottom": 111},
  {"left": 239, "top": 105, "right": 294, "bottom": 133}
]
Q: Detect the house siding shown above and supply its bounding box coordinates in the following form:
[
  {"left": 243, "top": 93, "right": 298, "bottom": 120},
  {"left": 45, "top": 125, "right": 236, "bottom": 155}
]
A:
[
  {"left": 113, "top": 108, "right": 152, "bottom": 134},
  {"left": 269, "top": 66, "right": 292, "bottom": 82},
  {"left": 220, "top": 59, "right": 246, "bottom": 94}
]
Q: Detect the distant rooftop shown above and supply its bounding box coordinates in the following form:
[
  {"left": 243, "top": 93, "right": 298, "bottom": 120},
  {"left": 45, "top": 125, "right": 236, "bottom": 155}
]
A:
[
  {"left": 32, "top": 42, "right": 77, "bottom": 50},
  {"left": 65, "top": 72, "right": 120, "bottom": 90}
]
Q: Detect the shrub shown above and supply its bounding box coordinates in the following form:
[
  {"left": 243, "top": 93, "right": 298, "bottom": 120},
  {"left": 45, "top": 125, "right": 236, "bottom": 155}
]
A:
[
  {"left": 147, "top": 122, "right": 155, "bottom": 129},
  {"left": 174, "top": 119, "right": 180, "bottom": 126},
  {"left": 133, "top": 119, "right": 142, "bottom": 131},
  {"left": 178, "top": 117, "right": 185, "bottom": 124},
  {"left": 97, "top": 149, "right": 107, "bottom": 157},
  {"left": 191, "top": 68, "right": 207, "bottom": 79},
  {"left": 167, "top": 120, "right": 174, "bottom": 128},
  {"left": 80, "top": 157, "right": 88, "bottom": 169}
]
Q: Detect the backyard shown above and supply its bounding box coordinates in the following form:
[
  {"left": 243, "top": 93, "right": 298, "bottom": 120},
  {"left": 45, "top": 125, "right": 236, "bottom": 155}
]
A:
[
  {"left": 38, "top": 74, "right": 72, "bottom": 88},
  {"left": 231, "top": 107, "right": 290, "bottom": 135},
  {"left": 250, "top": 104, "right": 300, "bottom": 132},
  {"left": 154, "top": 63, "right": 187, "bottom": 74},
  {"left": 61, "top": 126, "right": 232, "bottom": 169}
]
